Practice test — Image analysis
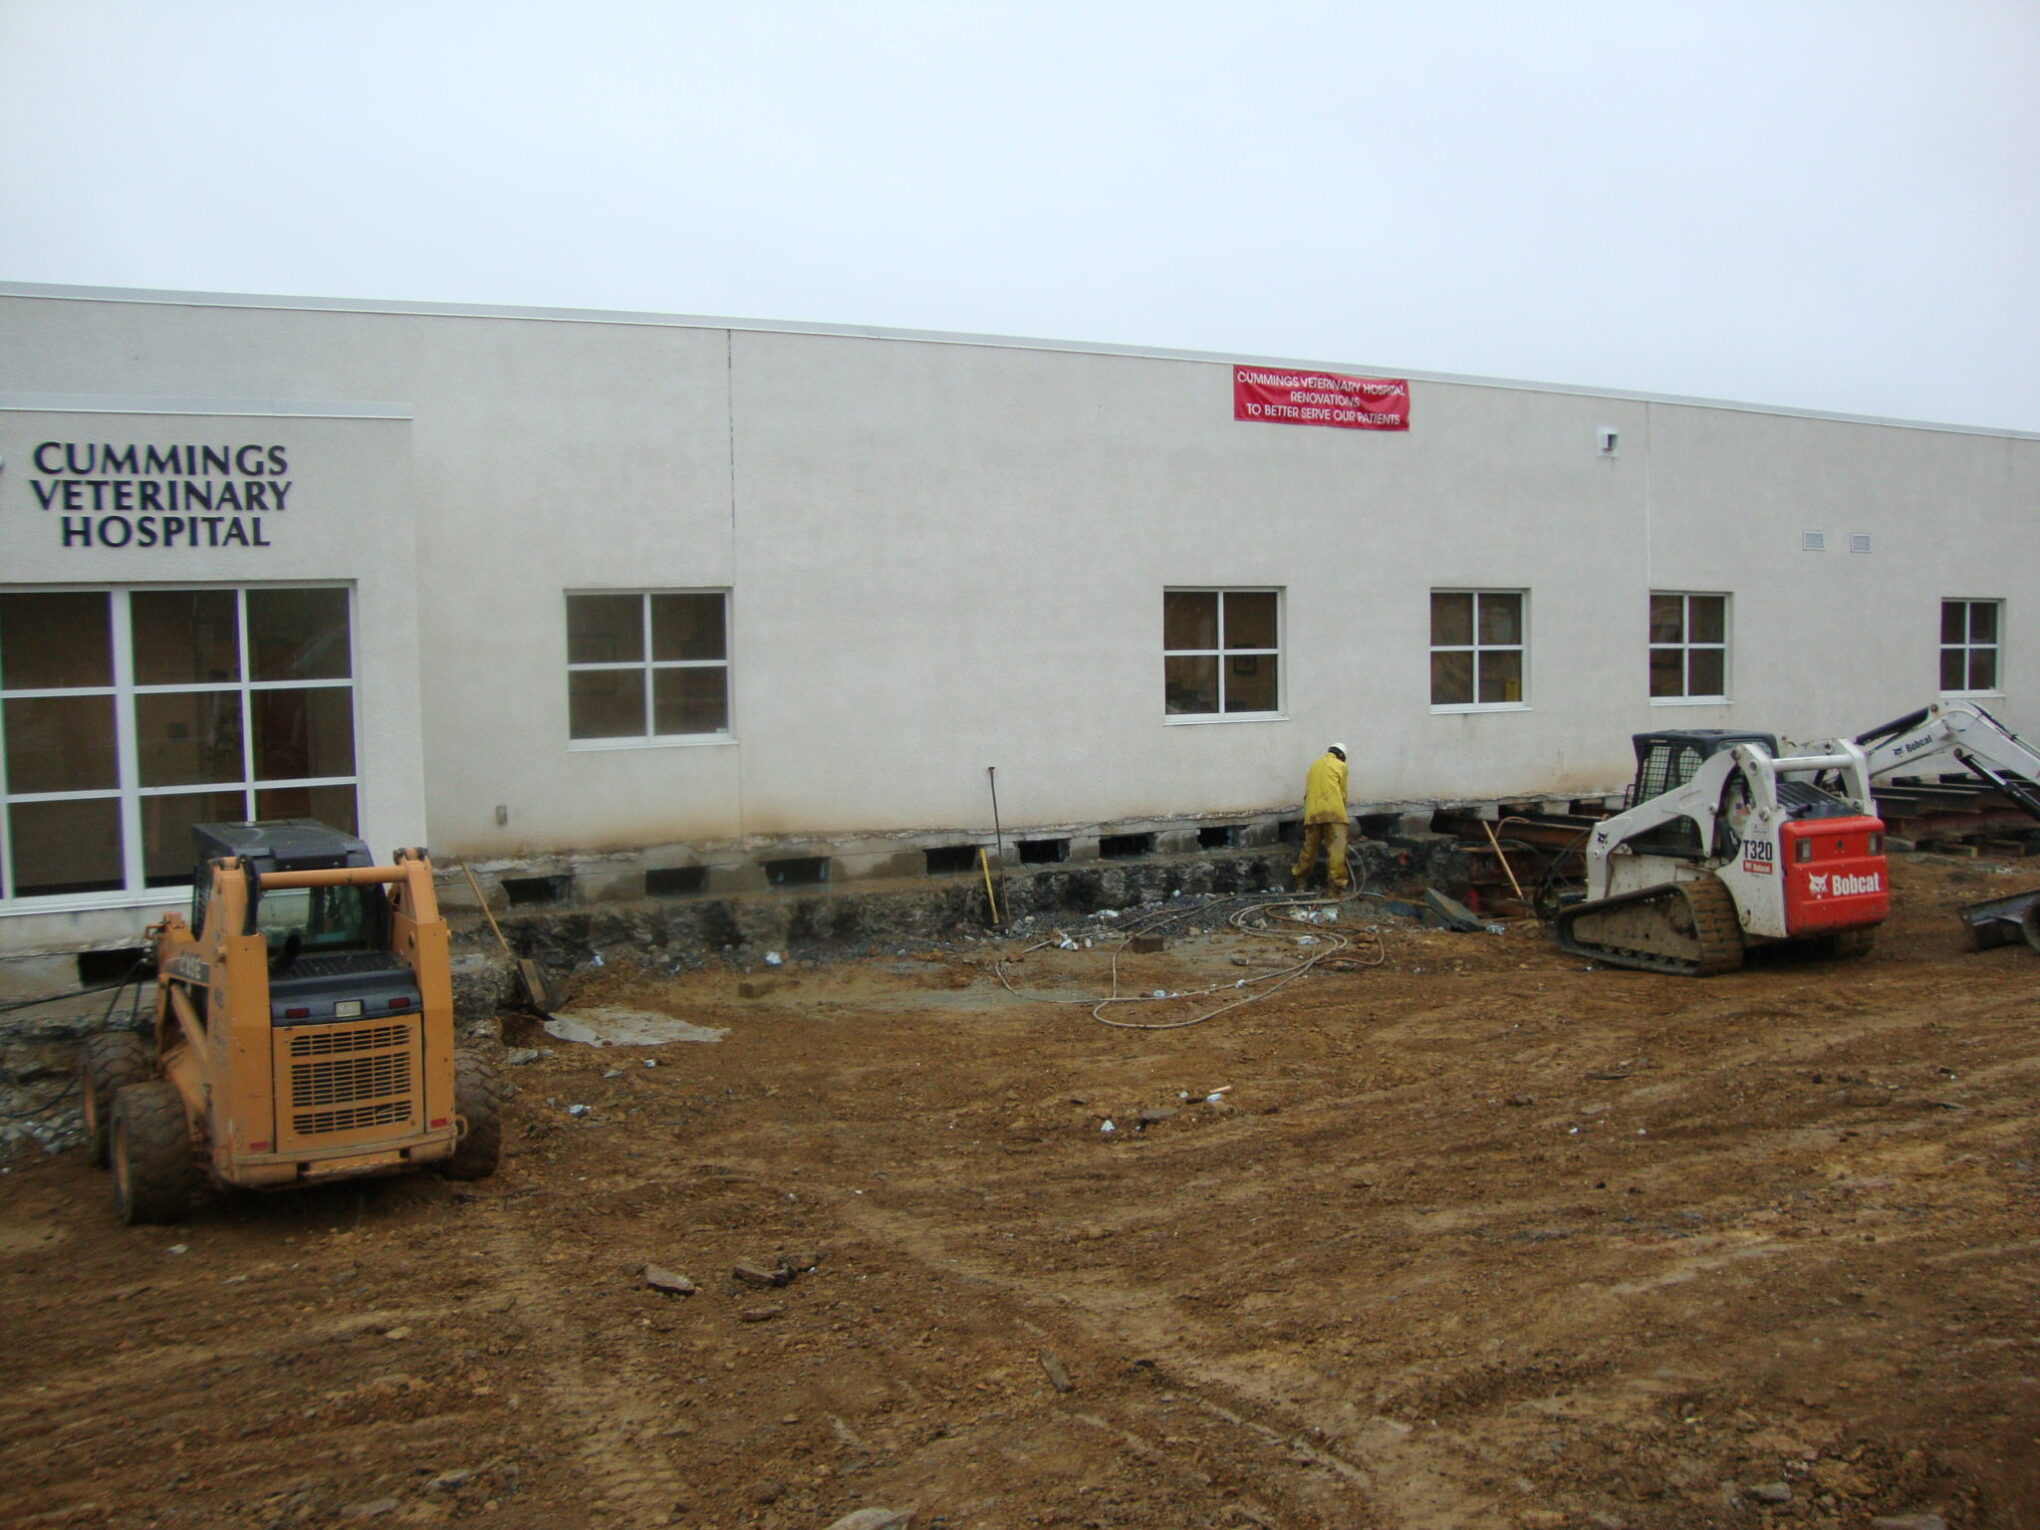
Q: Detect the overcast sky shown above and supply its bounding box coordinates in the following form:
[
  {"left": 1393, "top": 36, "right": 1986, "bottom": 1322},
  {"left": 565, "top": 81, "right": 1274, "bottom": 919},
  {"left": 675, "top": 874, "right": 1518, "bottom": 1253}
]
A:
[{"left": 3, "top": 0, "right": 2036, "bottom": 432}]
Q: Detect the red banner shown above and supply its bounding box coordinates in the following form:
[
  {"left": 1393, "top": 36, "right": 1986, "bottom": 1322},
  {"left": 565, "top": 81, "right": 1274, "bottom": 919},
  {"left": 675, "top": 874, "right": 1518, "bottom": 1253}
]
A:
[{"left": 1233, "top": 366, "right": 1410, "bottom": 431}]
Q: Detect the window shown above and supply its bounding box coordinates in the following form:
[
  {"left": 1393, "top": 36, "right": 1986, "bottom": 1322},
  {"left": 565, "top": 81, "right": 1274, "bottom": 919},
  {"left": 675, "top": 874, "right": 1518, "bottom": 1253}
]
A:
[
  {"left": 1649, "top": 593, "right": 1728, "bottom": 700},
  {"left": 1941, "top": 599, "right": 2001, "bottom": 694},
  {"left": 0, "top": 586, "right": 358, "bottom": 903},
  {"left": 1430, "top": 591, "right": 1525, "bottom": 707},
  {"left": 567, "top": 591, "right": 731, "bottom": 743},
  {"left": 1163, "top": 590, "right": 1280, "bottom": 717}
]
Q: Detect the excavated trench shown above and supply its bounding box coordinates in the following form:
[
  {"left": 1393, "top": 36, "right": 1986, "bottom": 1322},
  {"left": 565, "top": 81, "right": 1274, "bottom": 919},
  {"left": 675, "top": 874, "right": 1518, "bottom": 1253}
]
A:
[{"left": 472, "top": 837, "right": 1469, "bottom": 991}]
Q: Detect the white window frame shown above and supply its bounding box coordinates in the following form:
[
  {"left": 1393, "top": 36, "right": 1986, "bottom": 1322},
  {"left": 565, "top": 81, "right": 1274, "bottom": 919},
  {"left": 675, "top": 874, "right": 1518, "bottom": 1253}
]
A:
[
  {"left": 0, "top": 583, "right": 360, "bottom": 911},
  {"left": 565, "top": 589, "right": 734, "bottom": 751},
  {"left": 1940, "top": 598, "right": 2004, "bottom": 698},
  {"left": 1649, "top": 591, "right": 1731, "bottom": 705},
  {"left": 1162, "top": 587, "right": 1284, "bottom": 724},
  {"left": 1429, "top": 589, "right": 1529, "bottom": 712}
]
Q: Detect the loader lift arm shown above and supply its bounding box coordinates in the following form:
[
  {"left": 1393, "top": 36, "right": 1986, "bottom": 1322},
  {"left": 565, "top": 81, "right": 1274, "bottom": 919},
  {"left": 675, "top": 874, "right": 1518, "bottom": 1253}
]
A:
[
  {"left": 1848, "top": 701, "right": 2040, "bottom": 950},
  {"left": 1852, "top": 700, "right": 2040, "bottom": 820}
]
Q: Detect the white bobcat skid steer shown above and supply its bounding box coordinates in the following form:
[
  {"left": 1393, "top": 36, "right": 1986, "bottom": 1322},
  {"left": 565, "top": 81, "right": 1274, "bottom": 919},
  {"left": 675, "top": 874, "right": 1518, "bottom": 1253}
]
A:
[{"left": 1554, "top": 729, "right": 1889, "bottom": 976}]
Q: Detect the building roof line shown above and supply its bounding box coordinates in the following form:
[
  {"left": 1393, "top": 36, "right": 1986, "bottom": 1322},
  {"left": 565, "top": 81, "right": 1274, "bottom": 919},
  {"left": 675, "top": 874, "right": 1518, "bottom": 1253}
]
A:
[
  {"left": 0, "top": 390, "right": 410, "bottom": 419},
  {"left": 3, "top": 280, "right": 2033, "bottom": 441}
]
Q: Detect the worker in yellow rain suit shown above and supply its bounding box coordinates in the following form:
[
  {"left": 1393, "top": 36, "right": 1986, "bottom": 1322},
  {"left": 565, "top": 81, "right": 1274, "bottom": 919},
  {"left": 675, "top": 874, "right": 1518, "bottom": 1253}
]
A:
[{"left": 1291, "top": 744, "right": 1350, "bottom": 894}]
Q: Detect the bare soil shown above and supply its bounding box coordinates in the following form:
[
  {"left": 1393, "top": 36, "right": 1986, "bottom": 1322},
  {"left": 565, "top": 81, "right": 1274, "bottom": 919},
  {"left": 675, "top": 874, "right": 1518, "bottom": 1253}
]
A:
[{"left": 4, "top": 856, "right": 2039, "bottom": 1530}]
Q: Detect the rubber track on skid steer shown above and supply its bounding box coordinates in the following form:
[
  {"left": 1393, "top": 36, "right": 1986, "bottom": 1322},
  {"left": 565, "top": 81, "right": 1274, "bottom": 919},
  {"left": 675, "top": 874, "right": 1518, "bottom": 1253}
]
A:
[{"left": 1554, "top": 873, "right": 1745, "bottom": 977}]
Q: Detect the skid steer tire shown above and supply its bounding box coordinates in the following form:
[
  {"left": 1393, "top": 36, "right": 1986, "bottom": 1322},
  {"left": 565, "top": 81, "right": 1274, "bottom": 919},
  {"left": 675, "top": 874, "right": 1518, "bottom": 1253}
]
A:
[
  {"left": 1829, "top": 927, "right": 1877, "bottom": 960},
  {"left": 111, "top": 1081, "right": 200, "bottom": 1226},
  {"left": 80, "top": 1032, "right": 154, "bottom": 1168},
  {"left": 444, "top": 1050, "right": 505, "bottom": 1181}
]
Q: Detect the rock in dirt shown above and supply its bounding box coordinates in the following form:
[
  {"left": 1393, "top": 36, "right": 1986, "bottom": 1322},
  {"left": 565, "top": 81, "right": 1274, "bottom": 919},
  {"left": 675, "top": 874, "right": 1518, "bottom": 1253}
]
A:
[
  {"left": 733, "top": 1261, "right": 791, "bottom": 1288},
  {"left": 425, "top": 1470, "right": 473, "bottom": 1494},
  {"left": 825, "top": 1510, "right": 914, "bottom": 1530},
  {"left": 1038, "top": 1349, "right": 1075, "bottom": 1393},
  {"left": 746, "top": 1478, "right": 785, "bottom": 1505},
  {"left": 1746, "top": 1482, "right": 1793, "bottom": 1505},
  {"left": 739, "top": 1304, "right": 785, "bottom": 1322},
  {"left": 642, "top": 1265, "right": 696, "bottom": 1296},
  {"left": 502, "top": 1048, "right": 544, "bottom": 1066},
  {"left": 340, "top": 1498, "right": 401, "bottom": 1520}
]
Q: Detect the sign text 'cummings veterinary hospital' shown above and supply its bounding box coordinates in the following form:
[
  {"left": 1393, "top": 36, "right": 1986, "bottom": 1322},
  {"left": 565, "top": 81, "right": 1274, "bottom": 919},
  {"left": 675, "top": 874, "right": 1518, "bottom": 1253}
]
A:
[{"left": 24, "top": 441, "right": 298, "bottom": 549}]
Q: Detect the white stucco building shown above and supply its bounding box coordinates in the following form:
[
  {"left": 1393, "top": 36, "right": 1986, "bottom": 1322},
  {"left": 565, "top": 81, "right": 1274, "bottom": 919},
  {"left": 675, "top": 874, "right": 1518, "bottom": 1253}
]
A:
[{"left": 3, "top": 281, "right": 2035, "bottom": 967}]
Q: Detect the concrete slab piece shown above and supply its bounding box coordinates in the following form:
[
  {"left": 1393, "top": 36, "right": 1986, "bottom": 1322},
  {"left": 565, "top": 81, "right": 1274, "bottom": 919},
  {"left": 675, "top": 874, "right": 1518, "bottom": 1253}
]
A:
[{"left": 544, "top": 1006, "right": 728, "bottom": 1047}]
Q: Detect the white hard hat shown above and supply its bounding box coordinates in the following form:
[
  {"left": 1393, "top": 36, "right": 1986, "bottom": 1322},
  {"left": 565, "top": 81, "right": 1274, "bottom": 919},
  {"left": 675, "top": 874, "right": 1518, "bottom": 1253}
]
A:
[{"left": 1330, "top": 743, "right": 1347, "bottom": 756}]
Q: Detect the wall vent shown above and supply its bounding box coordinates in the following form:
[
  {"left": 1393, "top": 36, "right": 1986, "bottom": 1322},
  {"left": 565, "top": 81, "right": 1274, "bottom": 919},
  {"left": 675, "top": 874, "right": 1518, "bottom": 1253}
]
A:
[
  {"left": 645, "top": 866, "right": 708, "bottom": 897},
  {"left": 763, "top": 856, "right": 830, "bottom": 888},
  {"left": 923, "top": 845, "right": 982, "bottom": 875},
  {"left": 78, "top": 947, "right": 149, "bottom": 986},
  {"left": 1850, "top": 533, "right": 1873, "bottom": 554},
  {"left": 502, "top": 874, "right": 573, "bottom": 906},
  {"left": 1801, "top": 531, "right": 1827, "bottom": 552},
  {"left": 1018, "top": 838, "right": 1069, "bottom": 865},
  {"left": 1198, "top": 825, "right": 1239, "bottom": 849},
  {"left": 1098, "top": 833, "right": 1154, "bottom": 860}
]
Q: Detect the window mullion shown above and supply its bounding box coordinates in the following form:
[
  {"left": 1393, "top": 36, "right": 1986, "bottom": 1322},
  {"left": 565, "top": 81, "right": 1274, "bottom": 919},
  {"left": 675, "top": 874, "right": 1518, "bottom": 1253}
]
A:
[
  {"left": 641, "top": 595, "right": 656, "bottom": 739},
  {"left": 236, "top": 589, "right": 256, "bottom": 819},
  {"left": 111, "top": 591, "right": 146, "bottom": 894}
]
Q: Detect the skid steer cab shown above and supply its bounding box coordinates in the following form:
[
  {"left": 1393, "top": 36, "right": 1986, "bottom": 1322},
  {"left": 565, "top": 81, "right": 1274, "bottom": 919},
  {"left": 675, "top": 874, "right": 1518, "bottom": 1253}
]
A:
[
  {"left": 78, "top": 821, "right": 504, "bottom": 1224},
  {"left": 1554, "top": 729, "right": 1889, "bottom": 977}
]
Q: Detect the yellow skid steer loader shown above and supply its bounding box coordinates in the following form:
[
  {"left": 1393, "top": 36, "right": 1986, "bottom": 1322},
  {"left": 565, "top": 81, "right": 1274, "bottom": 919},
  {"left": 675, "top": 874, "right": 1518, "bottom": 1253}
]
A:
[{"left": 79, "top": 821, "right": 503, "bottom": 1223}]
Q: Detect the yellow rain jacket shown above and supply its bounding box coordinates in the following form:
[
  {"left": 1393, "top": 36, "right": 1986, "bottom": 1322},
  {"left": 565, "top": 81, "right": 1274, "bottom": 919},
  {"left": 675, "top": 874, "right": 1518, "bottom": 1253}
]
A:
[{"left": 1303, "top": 751, "right": 1348, "bottom": 825}]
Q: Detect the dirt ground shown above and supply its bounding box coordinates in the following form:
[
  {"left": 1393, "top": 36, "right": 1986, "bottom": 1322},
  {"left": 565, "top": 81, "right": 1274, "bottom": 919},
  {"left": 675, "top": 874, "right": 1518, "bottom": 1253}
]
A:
[{"left": 4, "top": 856, "right": 2039, "bottom": 1530}]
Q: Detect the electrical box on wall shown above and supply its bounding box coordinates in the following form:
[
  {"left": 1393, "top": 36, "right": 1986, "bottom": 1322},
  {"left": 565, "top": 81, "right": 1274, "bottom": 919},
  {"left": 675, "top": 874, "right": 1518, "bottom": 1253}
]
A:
[{"left": 1596, "top": 427, "right": 1619, "bottom": 456}]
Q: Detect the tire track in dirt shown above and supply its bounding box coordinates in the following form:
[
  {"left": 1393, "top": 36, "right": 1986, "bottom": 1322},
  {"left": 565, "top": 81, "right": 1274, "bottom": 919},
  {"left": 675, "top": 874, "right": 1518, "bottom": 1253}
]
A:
[
  {"left": 478, "top": 1218, "right": 692, "bottom": 1524},
  {"left": 834, "top": 1195, "right": 1467, "bottom": 1529}
]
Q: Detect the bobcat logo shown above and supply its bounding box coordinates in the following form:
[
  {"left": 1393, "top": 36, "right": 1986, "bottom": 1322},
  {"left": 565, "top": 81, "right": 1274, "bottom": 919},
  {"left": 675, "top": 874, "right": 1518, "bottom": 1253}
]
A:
[{"left": 1805, "top": 871, "right": 1881, "bottom": 899}]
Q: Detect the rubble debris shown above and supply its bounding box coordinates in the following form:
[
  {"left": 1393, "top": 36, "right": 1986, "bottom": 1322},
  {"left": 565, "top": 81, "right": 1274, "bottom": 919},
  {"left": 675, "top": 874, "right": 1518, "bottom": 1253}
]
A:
[
  {"left": 1038, "top": 1349, "right": 1075, "bottom": 1393},
  {"left": 544, "top": 1007, "right": 726, "bottom": 1046},
  {"left": 1422, "top": 888, "right": 1487, "bottom": 933},
  {"left": 825, "top": 1510, "right": 915, "bottom": 1530},
  {"left": 642, "top": 1265, "right": 697, "bottom": 1296}
]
